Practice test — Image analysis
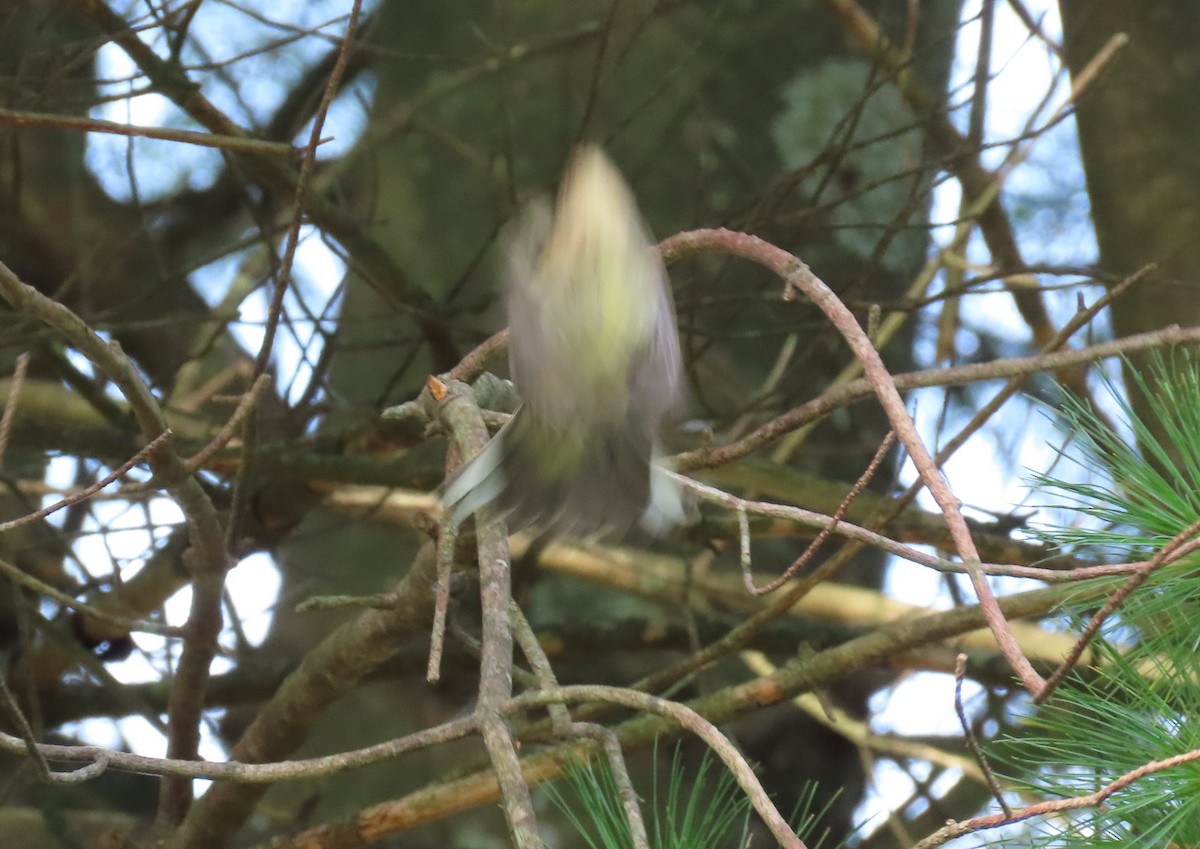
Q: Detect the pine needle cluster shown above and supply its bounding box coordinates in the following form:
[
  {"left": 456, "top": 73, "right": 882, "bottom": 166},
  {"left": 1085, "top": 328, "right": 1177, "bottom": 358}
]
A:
[{"left": 999, "top": 351, "right": 1200, "bottom": 846}]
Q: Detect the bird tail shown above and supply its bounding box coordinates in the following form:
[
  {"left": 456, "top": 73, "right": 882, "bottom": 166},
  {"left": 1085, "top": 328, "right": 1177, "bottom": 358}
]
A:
[{"left": 441, "top": 406, "right": 687, "bottom": 536}]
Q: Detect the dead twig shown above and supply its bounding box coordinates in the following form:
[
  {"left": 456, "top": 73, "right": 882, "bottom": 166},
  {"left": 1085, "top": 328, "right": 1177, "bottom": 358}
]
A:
[
  {"left": 733, "top": 432, "right": 895, "bottom": 596},
  {"left": 954, "top": 654, "right": 1010, "bottom": 817}
]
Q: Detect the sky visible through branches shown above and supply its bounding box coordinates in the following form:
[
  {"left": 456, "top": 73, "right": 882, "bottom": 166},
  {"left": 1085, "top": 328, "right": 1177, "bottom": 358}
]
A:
[
  {"left": 870, "top": 1, "right": 1104, "bottom": 835},
  {"left": 53, "top": 0, "right": 1112, "bottom": 837}
]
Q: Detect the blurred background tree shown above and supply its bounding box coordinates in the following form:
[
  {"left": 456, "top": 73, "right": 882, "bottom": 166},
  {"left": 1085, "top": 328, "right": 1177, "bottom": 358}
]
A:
[{"left": 0, "top": 1, "right": 1198, "bottom": 848}]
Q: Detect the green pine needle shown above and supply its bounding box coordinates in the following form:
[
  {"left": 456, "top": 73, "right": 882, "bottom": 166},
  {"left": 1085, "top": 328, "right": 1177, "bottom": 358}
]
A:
[
  {"left": 543, "top": 741, "right": 850, "bottom": 849},
  {"left": 543, "top": 743, "right": 749, "bottom": 849},
  {"left": 997, "top": 349, "right": 1200, "bottom": 846}
]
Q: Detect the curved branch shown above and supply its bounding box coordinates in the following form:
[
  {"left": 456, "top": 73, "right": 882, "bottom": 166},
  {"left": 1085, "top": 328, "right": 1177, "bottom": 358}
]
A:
[{"left": 659, "top": 228, "right": 1044, "bottom": 693}]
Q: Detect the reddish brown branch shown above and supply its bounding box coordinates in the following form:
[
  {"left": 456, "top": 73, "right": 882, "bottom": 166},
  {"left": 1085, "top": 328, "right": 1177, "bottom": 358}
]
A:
[
  {"left": 738, "top": 432, "right": 896, "bottom": 596},
  {"left": 1035, "top": 519, "right": 1200, "bottom": 704},
  {"left": 660, "top": 228, "right": 1044, "bottom": 693},
  {"left": 912, "top": 746, "right": 1200, "bottom": 849}
]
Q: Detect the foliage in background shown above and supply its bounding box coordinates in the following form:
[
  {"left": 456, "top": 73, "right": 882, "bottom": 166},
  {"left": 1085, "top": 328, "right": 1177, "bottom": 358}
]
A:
[
  {"left": 8, "top": 3, "right": 1200, "bottom": 848},
  {"left": 999, "top": 350, "right": 1200, "bottom": 846},
  {"left": 545, "top": 743, "right": 850, "bottom": 849}
]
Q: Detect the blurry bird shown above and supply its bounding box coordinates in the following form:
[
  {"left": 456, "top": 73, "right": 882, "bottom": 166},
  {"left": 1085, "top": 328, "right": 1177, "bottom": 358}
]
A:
[{"left": 442, "top": 146, "right": 686, "bottom": 536}]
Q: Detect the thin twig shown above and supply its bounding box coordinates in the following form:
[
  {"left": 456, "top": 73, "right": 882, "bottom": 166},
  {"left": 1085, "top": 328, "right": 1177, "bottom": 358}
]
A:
[
  {"left": 329, "top": 480, "right": 1166, "bottom": 583},
  {"left": 912, "top": 746, "right": 1200, "bottom": 849},
  {"left": 225, "top": 0, "right": 364, "bottom": 549},
  {"left": 1035, "top": 517, "right": 1200, "bottom": 704},
  {"left": 954, "top": 654, "right": 1009, "bottom": 816},
  {"left": 737, "top": 432, "right": 895, "bottom": 595},
  {"left": 508, "top": 599, "right": 650, "bottom": 849},
  {"left": 660, "top": 228, "right": 1043, "bottom": 693},
  {"left": 0, "top": 352, "right": 29, "bottom": 469},
  {"left": 0, "top": 107, "right": 297, "bottom": 157},
  {"left": 0, "top": 708, "right": 481, "bottom": 782},
  {"left": 0, "top": 430, "right": 173, "bottom": 534},
  {"left": 1006, "top": 0, "right": 1063, "bottom": 53},
  {"left": 0, "top": 669, "right": 53, "bottom": 782},
  {"left": 183, "top": 374, "right": 271, "bottom": 472},
  {"left": 478, "top": 521, "right": 540, "bottom": 848},
  {"left": 0, "top": 553, "right": 181, "bottom": 637},
  {"left": 673, "top": 314, "right": 1195, "bottom": 474},
  {"left": 426, "top": 519, "right": 458, "bottom": 682},
  {"left": 508, "top": 600, "right": 571, "bottom": 733},
  {"left": 447, "top": 329, "right": 509, "bottom": 383},
  {"left": 569, "top": 723, "right": 651, "bottom": 849}
]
